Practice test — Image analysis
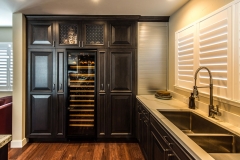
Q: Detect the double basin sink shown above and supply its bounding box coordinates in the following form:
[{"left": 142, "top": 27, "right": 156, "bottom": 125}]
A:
[{"left": 158, "top": 110, "right": 240, "bottom": 153}]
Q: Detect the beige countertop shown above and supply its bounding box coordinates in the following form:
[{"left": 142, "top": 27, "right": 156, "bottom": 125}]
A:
[
  {"left": 137, "top": 95, "right": 240, "bottom": 160},
  {"left": 0, "top": 134, "right": 12, "bottom": 148}
]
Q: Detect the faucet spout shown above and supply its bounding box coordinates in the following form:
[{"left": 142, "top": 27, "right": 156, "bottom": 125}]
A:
[{"left": 193, "top": 67, "right": 219, "bottom": 117}]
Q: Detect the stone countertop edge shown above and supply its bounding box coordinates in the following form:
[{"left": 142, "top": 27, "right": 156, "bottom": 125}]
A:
[
  {"left": 0, "top": 134, "right": 12, "bottom": 148},
  {"left": 137, "top": 95, "right": 216, "bottom": 160}
]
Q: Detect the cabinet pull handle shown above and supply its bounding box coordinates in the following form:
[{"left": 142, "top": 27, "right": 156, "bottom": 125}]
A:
[
  {"left": 60, "top": 84, "right": 62, "bottom": 90},
  {"left": 79, "top": 41, "right": 80, "bottom": 47},
  {"left": 53, "top": 84, "right": 55, "bottom": 90},
  {"left": 101, "top": 84, "right": 104, "bottom": 90},
  {"left": 82, "top": 41, "right": 83, "bottom": 47},
  {"left": 163, "top": 136, "right": 172, "bottom": 146},
  {"left": 168, "top": 154, "right": 175, "bottom": 157},
  {"left": 108, "top": 84, "right": 110, "bottom": 89},
  {"left": 53, "top": 41, "right": 55, "bottom": 47}
]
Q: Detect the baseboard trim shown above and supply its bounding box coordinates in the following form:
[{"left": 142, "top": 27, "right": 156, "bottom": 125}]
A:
[{"left": 10, "top": 138, "right": 28, "bottom": 148}]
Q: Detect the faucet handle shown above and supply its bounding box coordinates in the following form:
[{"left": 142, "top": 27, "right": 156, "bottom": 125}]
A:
[
  {"left": 193, "top": 86, "right": 199, "bottom": 98},
  {"left": 216, "top": 105, "right": 222, "bottom": 116}
]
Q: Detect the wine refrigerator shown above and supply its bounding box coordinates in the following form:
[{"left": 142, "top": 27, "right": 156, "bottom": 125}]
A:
[{"left": 67, "top": 50, "right": 96, "bottom": 137}]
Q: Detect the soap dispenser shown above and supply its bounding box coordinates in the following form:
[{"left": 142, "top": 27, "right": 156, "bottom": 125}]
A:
[{"left": 189, "top": 92, "right": 195, "bottom": 109}]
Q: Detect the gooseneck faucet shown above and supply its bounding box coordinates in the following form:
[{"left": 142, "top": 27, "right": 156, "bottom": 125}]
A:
[{"left": 193, "top": 66, "right": 221, "bottom": 118}]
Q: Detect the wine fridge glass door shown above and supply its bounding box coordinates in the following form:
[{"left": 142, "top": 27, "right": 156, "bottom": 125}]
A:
[{"left": 67, "top": 50, "right": 96, "bottom": 136}]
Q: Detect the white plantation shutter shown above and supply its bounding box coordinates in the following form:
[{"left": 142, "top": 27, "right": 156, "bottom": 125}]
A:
[
  {"left": 0, "top": 43, "right": 13, "bottom": 91},
  {"left": 176, "top": 25, "right": 195, "bottom": 90},
  {"left": 197, "top": 8, "right": 230, "bottom": 98},
  {"left": 176, "top": 6, "right": 232, "bottom": 99}
]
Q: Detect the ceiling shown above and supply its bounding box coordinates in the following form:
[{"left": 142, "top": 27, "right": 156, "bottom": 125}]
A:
[{"left": 0, "top": 0, "right": 189, "bottom": 27}]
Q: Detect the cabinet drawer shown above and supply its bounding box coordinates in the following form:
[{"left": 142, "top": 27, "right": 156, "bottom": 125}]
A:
[
  {"left": 150, "top": 115, "right": 193, "bottom": 160},
  {"left": 141, "top": 104, "right": 149, "bottom": 120}
]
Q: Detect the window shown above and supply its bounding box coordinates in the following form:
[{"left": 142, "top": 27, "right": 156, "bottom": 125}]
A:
[
  {"left": 175, "top": 4, "right": 232, "bottom": 100},
  {"left": 0, "top": 42, "right": 13, "bottom": 91}
]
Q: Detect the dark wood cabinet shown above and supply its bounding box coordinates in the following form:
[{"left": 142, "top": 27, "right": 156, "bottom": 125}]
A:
[
  {"left": 108, "top": 21, "right": 136, "bottom": 48},
  {"left": 97, "top": 49, "right": 136, "bottom": 138},
  {"left": 150, "top": 115, "right": 179, "bottom": 160},
  {"left": 26, "top": 16, "right": 137, "bottom": 141},
  {"left": 137, "top": 101, "right": 150, "bottom": 159},
  {"left": 56, "top": 21, "right": 80, "bottom": 48},
  {"left": 28, "top": 20, "right": 108, "bottom": 49},
  {"left": 82, "top": 21, "right": 108, "bottom": 48},
  {"left": 28, "top": 21, "right": 55, "bottom": 48},
  {"left": 110, "top": 94, "right": 133, "bottom": 136},
  {"left": 136, "top": 99, "right": 194, "bottom": 160},
  {"left": 136, "top": 101, "right": 142, "bottom": 142},
  {"left": 56, "top": 21, "right": 108, "bottom": 48},
  {"left": 27, "top": 49, "right": 67, "bottom": 138}
]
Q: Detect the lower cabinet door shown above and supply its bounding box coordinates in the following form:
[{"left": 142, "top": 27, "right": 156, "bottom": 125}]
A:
[
  {"left": 29, "top": 94, "right": 53, "bottom": 137},
  {"left": 109, "top": 94, "right": 133, "bottom": 137}
]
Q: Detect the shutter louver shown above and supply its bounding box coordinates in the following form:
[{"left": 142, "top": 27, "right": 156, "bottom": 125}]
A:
[{"left": 176, "top": 25, "right": 195, "bottom": 89}]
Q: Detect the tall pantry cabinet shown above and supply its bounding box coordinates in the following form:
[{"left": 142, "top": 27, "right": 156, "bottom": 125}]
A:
[
  {"left": 26, "top": 16, "right": 137, "bottom": 140},
  {"left": 97, "top": 21, "right": 136, "bottom": 138},
  {"left": 27, "top": 20, "right": 68, "bottom": 139}
]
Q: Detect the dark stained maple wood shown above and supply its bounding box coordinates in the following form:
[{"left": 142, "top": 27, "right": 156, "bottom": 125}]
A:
[
  {"left": 8, "top": 142, "right": 144, "bottom": 160},
  {"left": 27, "top": 21, "right": 55, "bottom": 49}
]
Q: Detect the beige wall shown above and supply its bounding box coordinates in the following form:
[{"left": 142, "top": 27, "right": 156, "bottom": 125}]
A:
[
  {"left": 0, "top": 27, "right": 12, "bottom": 42},
  {"left": 168, "top": 0, "right": 239, "bottom": 113}
]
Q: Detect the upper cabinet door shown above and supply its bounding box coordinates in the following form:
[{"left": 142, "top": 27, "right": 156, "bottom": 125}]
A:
[
  {"left": 109, "top": 49, "right": 134, "bottom": 92},
  {"left": 28, "top": 49, "right": 54, "bottom": 92},
  {"left": 108, "top": 21, "right": 136, "bottom": 48},
  {"left": 55, "top": 21, "right": 81, "bottom": 48},
  {"left": 81, "top": 21, "right": 107, "bottom": 48},
  {"left": 28, "top": 21, "right": 55, "bottom": 48}
]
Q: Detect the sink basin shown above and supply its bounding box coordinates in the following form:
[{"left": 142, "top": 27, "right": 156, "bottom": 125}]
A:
[
  {"left": 158, "top": 110, "right": 240, "bottom": 153},
  {"left": 158, "top": 110, "right": 229, "bottom": 134},
  {"left": 188, "top": 134, "right": 235, "bottom": 153}
]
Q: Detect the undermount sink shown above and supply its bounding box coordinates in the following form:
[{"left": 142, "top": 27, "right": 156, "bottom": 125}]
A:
[{"left": 158, "top": 110, "right": 240, "bottom": 153}]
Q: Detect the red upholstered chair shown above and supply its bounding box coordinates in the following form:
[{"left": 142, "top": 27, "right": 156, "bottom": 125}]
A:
[{"left": 0, "top": 96, "right": 12, "bottom": 134}]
